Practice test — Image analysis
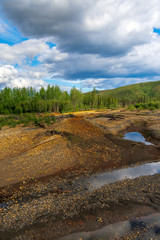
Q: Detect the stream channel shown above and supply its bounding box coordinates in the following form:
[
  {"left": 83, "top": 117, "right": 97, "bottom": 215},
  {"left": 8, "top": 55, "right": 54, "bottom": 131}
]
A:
[
  {"left": 85, "top": 132, "right": 156, "bottom": 191},
  {"left": 59, "top": 132, "right": 160, "bottom": 239},
  {"left": 1, "top": 132, "right": 160, "bottom": 239}
]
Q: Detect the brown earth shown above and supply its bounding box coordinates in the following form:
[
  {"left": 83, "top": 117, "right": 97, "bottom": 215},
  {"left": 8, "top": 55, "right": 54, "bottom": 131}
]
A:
[
  {"left": 0, "top": 109, "right": 160, "bottom": 239},
  {"left": 0, "top": 109, "right": 160, "bottom": 188}
]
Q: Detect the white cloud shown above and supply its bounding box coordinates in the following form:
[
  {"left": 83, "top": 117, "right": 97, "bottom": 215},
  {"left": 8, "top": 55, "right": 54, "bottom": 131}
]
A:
[
  {"left": 1, "top": 0, "right": 160, "bottom": 90},
  {"left": 80, "top": 77, "right": 160, "bottom": 91},
  {"left": 2, "top": 0, "right": 160, "bottom": 56},
  {"left": 35, "top": 34, "right": 160, "bottom": 81},
  {"left": 38, "top": 47, "right": 68, "bottom": 63},
  {"left": 0, "top": 39, "right": 50, "bottom": 65},
  {"left": 0, "top": 65, "right": 47, "bottom": 89}
]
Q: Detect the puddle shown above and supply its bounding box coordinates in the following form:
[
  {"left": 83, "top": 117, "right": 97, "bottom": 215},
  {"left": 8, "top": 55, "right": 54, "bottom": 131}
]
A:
[
  {"left": 2, "top": 161, "right": 160, "bottom": 210},
  {"left": 123, "top": 132, "right": 153, "bottom": 145},
  {"left": 57, "top": 213, "right": 160, "bottom": 240},
  {"left": 86, "top": 161, "right": 160, "bottom": 191}
]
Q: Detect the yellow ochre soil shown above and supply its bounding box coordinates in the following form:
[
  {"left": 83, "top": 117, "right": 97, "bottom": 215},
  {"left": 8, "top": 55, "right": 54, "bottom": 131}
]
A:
[
  {"left": 0, "top": 109, "right": 160, "bottom": 240},
  {"left": 0, "top": 109, "right": 160, "bottom": 188}
]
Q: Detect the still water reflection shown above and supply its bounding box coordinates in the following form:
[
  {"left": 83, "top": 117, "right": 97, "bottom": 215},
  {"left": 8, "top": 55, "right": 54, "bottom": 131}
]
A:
[
  {"left": 58, "top": 213, "right": 160, "bottom": 240},
  {"left": 123, "top": 132, "right": 153, "bottom": 145},
  {"left": 58, "top": 132, "right": 158, "bottom": 240},
  {"left": 87, "top": 161, "right": 160, "bottom": 191}
]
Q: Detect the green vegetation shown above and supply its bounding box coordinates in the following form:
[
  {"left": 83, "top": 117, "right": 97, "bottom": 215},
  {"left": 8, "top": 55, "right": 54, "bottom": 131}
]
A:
[
  {"left": 0, "top": 85, "right": 118, "bottom": 115},
  {"left": 97, "top": 81, "right": 160, "bottom": 108},
  {"left": 134, "top": 101, "right": 160, "bottom": 110},
  {"left": 0, "top": 81, "right": 160, "bottom": 129},
  {"left": 95, "top": 81, "right": 160, "bottom": 110},
  {"left": 0, "top": 114, "right": 56, "bottom": 129}
]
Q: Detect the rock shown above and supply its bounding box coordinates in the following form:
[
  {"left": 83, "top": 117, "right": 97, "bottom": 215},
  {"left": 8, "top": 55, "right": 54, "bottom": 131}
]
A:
[
  {"left": 97, "top": 217, "right": 103, "bottom": 223},
  {"left": 147, "top": 124, "right": 160, "bottom": 139}
]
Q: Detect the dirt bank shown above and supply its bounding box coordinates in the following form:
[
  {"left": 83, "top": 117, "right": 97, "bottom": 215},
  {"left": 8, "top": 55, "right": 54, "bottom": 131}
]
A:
[
  {"left": 0, "top": 109, "right": 160, "bottom": 239},
  {"left": 0, "top": 110, "right": 160, "bottom": 188}
]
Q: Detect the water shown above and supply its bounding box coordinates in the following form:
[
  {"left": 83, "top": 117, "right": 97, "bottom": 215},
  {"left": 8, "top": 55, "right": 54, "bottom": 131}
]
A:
[
  {"left": 123, "top": 132, "right": 153, "bottom": 145},
  {"left": 87, "top": 161, "right": 160, "bottom": 191},
  {"left": 2, "top": 161, "right": 160, "bottom": 209},
  {"left": 57, "top": 213, "right": 160, "bottom": 240},
  {"left": 58, "top": 160, "right": 160, "bottom": 240}
]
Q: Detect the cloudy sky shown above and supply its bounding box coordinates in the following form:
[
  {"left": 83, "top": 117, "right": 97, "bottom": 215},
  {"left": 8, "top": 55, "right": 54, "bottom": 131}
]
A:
[{"left": 0, "top": 0, "right": 160, "bottom": 92}]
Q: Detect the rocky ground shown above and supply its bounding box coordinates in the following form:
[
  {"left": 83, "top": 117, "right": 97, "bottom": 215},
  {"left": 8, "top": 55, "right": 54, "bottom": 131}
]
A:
[{"left": 0, "top": 109, "right": 160, "bottom": 239}]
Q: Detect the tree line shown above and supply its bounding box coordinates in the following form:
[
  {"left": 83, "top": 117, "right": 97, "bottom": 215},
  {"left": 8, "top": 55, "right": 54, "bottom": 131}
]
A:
[{"left": 0, "top": 85, "right": 118, "bottom": 114}]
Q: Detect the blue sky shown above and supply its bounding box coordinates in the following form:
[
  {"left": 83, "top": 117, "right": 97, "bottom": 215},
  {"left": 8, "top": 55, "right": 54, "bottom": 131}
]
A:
[
  {"left": 1, "top": 0, "right": 160, "bottom": 92},
  {"left": 0, "top": 16, "right": 28, "bottom": 45}
]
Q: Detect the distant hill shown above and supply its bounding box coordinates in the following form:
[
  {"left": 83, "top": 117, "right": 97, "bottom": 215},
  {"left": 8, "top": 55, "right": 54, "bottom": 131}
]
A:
[{"left": 96, "top": 81, "right": 160, "bottom": 105}]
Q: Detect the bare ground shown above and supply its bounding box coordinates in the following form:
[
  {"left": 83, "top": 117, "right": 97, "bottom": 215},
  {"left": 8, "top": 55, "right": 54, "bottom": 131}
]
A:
[{"left": 0, "top": 109, "right": 160, "bottom": 239}]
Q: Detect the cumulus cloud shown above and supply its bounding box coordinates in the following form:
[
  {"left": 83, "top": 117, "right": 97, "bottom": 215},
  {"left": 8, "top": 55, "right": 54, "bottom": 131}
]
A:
[
  {"left": 37, "top": 35, "right": 160, "bottom": 80},
  {"left": 0, "top": 65, "right": 47, "bottom": 89},
  {"left": 1, "top": 0, "right": 160, "bottom": 56},
  {"left": 1, "top": 0, "right": 160, "bottom": 90},
  {"left": 0, "top": 39, "right": 50, "bottom": 65},
  {"left": 1, "top": 36, "right": 160, "bottom": 90},
  {"left": 80, "top": 77, "right": 160, "bottom": 90}
]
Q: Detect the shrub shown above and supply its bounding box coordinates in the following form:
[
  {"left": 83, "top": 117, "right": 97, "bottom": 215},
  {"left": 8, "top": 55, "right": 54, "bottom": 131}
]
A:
[
  {"left": 128, "top": 105, "right": 136, "bottom": 111},
  {"left": 44, "top": 116, "right": 51, "bottom": 125},
  {"left": 149, "top": 106, "right": 156, "bottom": 110},
  {"left": 8, "top": 120, "right": 17, "bottom": 128},
  {"left": 51, "top": 115, "right": 56, "bottom": 123},
  {"left": 34, "top": 117, "right": 40, "bottom": 126},
  {"left": 3, "top": 109, "right": 10, "bottom": 115},
  {"left": 0, "top": 104, "right": 4, "bottom": 114},
  {"left": 154, "top": 102, "right": 160, "bottom": 109}
]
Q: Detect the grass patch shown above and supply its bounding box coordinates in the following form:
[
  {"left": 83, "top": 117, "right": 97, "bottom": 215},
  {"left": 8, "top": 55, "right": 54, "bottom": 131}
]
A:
[{"left": 0, "top": 113, "right": 56, "bottom": 129}]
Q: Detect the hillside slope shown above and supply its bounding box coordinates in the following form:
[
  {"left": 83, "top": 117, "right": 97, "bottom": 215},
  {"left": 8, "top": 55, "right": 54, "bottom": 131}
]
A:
[{"left": 97, "top": 81, "right": 160, "bottom": 104}]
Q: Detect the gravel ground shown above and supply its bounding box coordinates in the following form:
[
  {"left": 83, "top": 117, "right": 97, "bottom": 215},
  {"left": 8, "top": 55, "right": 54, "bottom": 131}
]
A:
[
  {"left": 0, "top": 110, "right": 160, "bottom": 239},
  {"left": 1, "top": 172, "right": 160, "bottom": 239}
]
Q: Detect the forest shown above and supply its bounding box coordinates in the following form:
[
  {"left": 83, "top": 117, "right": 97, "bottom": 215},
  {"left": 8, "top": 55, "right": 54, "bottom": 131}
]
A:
[
  {"left": 98, "top": 80, "right": 160, "bottom": 109},
  {"left": 0, "top": 81, "right": 160, "bottom": 116},
  {"left": 0, "top": 85, "right": 118, "bottom": 114}
]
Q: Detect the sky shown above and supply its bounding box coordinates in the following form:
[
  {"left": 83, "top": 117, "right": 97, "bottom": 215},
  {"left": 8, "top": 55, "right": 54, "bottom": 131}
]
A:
[{"left": 0, "top": 0, "right": 160, "bottom": 92}]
